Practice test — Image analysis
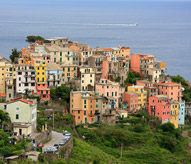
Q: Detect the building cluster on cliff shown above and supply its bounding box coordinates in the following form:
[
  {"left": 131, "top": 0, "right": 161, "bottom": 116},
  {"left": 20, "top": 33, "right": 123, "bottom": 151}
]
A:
[{"left": 0, "top": 37, "right": 190, "bottom": 136}]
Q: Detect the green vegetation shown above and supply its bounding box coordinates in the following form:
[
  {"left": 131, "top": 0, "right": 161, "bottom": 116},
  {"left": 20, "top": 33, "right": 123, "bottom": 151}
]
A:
[
  {"left": 69, "top": 138, "right": 123, "bottom": 164},
  {"left": 9, "top": 48, "right": 20, "bottom": 64},
  {"left": 171, "top": 75, "right": 191, "bottom": 101},
  {"left": 26, "top": 35, "right": 45, "bottom": 43},
  {"left": 0, "top": 129, "right": 29, "bottom": 156},
  {"left": 69, "top": 111, "right": 191, "bottom": 164},
  {"left": 124, "top": 71, "right": 142, "bottom": 84},
  {"left": 50, "top": 85, "right": 71, "bottom": 104},
  {"left": 115, "top": 76, "right": 121, "bottom": 82},
  {"left": 0, "top": 110, "right": 10, "bottom": 129}
]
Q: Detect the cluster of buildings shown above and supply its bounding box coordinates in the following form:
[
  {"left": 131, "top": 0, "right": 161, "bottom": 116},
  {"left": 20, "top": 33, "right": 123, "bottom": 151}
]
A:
[{"left": 0, "top": 37, "right": 189, "bottom": 136}]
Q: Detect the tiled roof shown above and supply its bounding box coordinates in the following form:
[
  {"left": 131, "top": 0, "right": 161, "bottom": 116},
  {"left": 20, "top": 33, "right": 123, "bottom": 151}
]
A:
[{"left": 8, "top": 98, "right": 34, "bottom": 105}]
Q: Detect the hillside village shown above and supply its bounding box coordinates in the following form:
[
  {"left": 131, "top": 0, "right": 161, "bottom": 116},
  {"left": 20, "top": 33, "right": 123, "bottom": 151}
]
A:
[{"left": 0, "top": 36, "right": 191, "bottom": 163}]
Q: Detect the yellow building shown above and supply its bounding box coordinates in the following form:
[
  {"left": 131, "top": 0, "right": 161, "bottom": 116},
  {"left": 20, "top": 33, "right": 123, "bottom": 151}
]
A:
[
  {"left": 0, "top": 57, "right": 16, "bottom": 97},
  {"left": 79, "top": 66, "right": 95, "bottom": 91},
  {"left": 61, "top": 65, "right": 77, "bottom": 84},
  {"left": 170, "top": 101, "right": 179, "bottom": 128},
  {"left": 128, "top": 85, "right": 147, "bottom": 110},
  {"left": 34, "top": 60, "right": 46, "bottom": 82},
  {"left": 113, "top": 47, "right": 130, "bottom": 61}
]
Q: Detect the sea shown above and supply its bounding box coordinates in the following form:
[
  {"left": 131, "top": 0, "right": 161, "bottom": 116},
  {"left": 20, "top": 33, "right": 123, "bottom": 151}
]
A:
[{"left": 0, "top": 0, "right": 190, "bottom": 82}]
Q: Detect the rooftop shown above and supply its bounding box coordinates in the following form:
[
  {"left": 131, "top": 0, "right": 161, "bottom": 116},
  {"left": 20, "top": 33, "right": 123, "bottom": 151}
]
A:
[{"left": 46, "top": 63, "right": 61, "bottom": 71}]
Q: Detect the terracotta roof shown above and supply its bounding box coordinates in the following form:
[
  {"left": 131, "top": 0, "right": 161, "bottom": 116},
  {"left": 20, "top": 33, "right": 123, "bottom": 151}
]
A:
[
  {"left": 8, "top": 98, "right": 34, "bottom": 105},
  {"left": 164, "top": 82, "right": 178, "bottom": 85},
  {"left": 102, "top": 48, "right": 113, "bottom": 51}
]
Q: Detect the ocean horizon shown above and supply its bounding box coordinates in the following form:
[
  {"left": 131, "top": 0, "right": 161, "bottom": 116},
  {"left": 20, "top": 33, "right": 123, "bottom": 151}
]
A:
[{"left": 0, "top": 0, "right": 190, "bottom": 81}]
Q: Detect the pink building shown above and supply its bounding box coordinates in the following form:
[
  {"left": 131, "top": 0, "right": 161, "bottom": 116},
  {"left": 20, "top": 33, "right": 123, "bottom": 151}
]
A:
[
  {"left": 158, "top": 82, "right": 182, "bottom": 102},
  {"left": 36, "top": 82, "right": 50, "bottom": 100},
  {"left": 123, "top": 92, "right": 138, "bottom": 112},
  {"left": 101, "top": 56, "right": 114, "bottom": 79},
  {"left": 148, "top": 95, "right": 171, "bottom": 123},
  {"left": 131, "top": 53, "right": 148, "bottom": 73},
  {"left": 95, "top": 79, "right": 121, "bottom": 108}
]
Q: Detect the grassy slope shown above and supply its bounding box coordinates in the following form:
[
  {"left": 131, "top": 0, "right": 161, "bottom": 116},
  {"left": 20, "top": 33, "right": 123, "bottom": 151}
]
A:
[
  {"left": 68, "top": 115, "right": 191, "bottom": 164},
  {"left": 69, "top": 138, "right": 124, "bottom": 164}
]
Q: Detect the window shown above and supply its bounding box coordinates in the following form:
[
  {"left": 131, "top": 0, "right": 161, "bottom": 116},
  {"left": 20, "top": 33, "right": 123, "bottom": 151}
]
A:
[
  {"left": 78, "top": 116, "right": 80, "bottom": 119},
  {"left": 90, "top": 105, "right": 92, "bottom": 108},
  {"left": 19, "top": 77, "right": 21, "bottom": 81},
  {"left": 16, "top": 107, "right": 19, "bottom": 111},
  {"left": 84, "top": 105, "right": 86, "bottom": 108},
  {"left": 63, "top": 67, "right": 65, "bottom": 71},
  {"left": 84, "top": 111, "right": 86, "bottom": 115},
  {"left": 107, "top": 92, "right": 109, "bottom": 96},
  {"left": 16, "top": 114, "right": 19, "bottom": 119},
  {"left": 84, "top": 100, "right": 86, "bottom": 104},
  {"left": 9, "top": 93, "right": 11, "bottom": 98},
  {"left": 19, "top": 83, "right": 21, "bottom": 87},
  {"left": 68, "top": 68, "right": 70, "bottom": 72},
  {"left": 78, "top": 110, "right": 80, "bottom": 114},
  {"left": 115, "top": 92, "right": 117, "bottom": 96}
]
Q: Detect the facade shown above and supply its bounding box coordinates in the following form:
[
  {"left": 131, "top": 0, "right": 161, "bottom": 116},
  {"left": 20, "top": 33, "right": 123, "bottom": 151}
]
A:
[
  {"left": 95, "top": 79, "right": 121, "bottom": 108},
  {"left": 0, "top": 98, "right": 37, "bottom": 136},
  {"left": 170, "top": 101, "right": 179, "bottom": 128},
  {"left": 36, "top": 82, "right": 50, "bottom": 100},
  {"left": 101, "top": 56, "right": 114, "bottom": 80},
  {"left": 16, "top": 64, "right": 36, "bottom": 94},
  {"left": 148, "top": 95, "right": 171, "bottom": 124},
  {"left": 46, "top": 63, "right": 62, "bottom": 88},
  {"left": 34, "top": 60, "right": 47, "bottom": 82},
  {"left": 136, "top": 80, "right": 158, "bottom": 101},
  {"left": 0, "top": 57, "right": 16, "bottom": 97},
  {"left": 78, "top": 66, "right": 95, "bottom": 91},
  {"left": 45, "top": 45, "right": 79, "bottom": 65},
  {"left": 113, "top": 46, "right": 130, "bottom": 61},
  {"left": 88, "top": 55, "right": 104, "bottom": 81},
  {"left": 123, "top": 91, "right": 138, "bottom": 112},
  {"left": 185, "top": 102, "right": 191, "bottom": 115},
  {"left": 61, "top": 65, "right": 77, "bottom": 84},
  {"left": 70, "top": 91, "right": 95, "bottom": 125},
  {"left": 127, "top": 85, "right": 147, "bottom": 110},
  {"left": 178, "top": 101, "right": 185, "bottom": 125},
  {"left": 158, "top": 82, "right": 182, "bottom": 102},
  {"left": 131, "top": 53, "right": 165, "bottom": 83}
]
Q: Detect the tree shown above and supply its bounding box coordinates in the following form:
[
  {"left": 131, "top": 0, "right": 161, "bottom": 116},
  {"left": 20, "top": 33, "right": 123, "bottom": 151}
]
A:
[
  {"left": 115, "top": 76, "right": 121, "bottom": 82},
  {"left": 26, "top": 35, "right": 45, "bottom": 43},
  {"left": 9, "top": 48, "right": 20, "bottom": 64},
  {"left": 161, "top": 123, "right": 175, "bottom": 133},
  {"left": 0, "top": 110, "right": 10, "bottom": 129},
  {"left": 124, "top": 71, "right": 142, "bottom": 84},
  {"left": 50, "top": 85, "right": 71, "bottom": 103}
]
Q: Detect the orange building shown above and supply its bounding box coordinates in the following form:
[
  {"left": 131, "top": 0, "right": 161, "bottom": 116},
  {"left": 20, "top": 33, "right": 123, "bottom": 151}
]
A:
[
  {"left": 130, "top": 53, "right": 148, "bottom": 73},
  {"left": 70, "top": 91, "right": 95, "bottom": 125}
]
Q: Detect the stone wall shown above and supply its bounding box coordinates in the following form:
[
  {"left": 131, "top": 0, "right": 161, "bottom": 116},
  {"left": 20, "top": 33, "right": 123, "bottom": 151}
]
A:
[
  {"left": 34, "top": 130, "right": 52, "bottom": 144},
  {"left": 43, "top": 136, "right": 73, "bottom": 163}
]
